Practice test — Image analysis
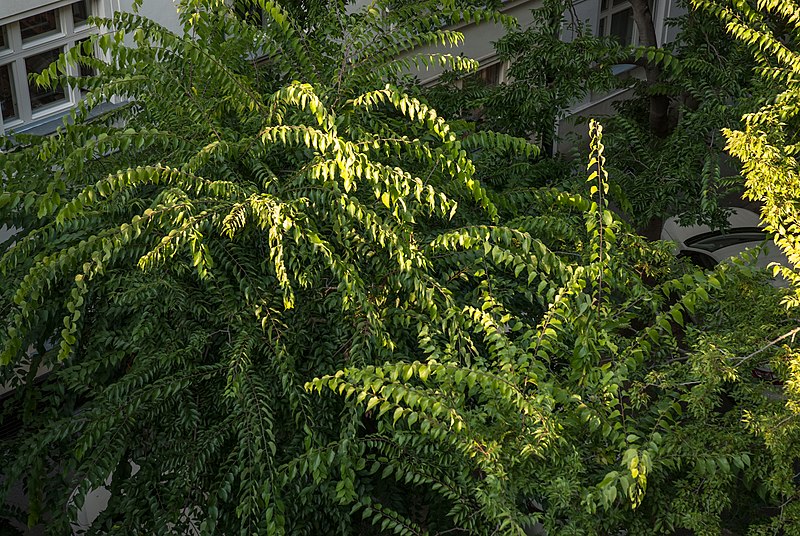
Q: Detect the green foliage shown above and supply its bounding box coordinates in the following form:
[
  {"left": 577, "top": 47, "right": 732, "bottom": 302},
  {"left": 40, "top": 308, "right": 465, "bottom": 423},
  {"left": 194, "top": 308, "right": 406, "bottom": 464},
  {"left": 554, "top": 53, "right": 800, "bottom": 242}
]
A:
[
  {"left": 427, "top": 0, "right": 629, "bottom": 143},
  {"left": 601, "top": 0, "right": 766, "bottom": 228},
  {"left": 692, "top": 0, "right": 800, "bottom": 302},
  {"left": 428, "top": 0, "right": 764, "bottom": 228},
  {"left": 1, "top": 1, "right": 797, "bottom": 534},
  {"left": 690, "top": 0, "right": 800, "bottom": 532},
  {"left": 309, "top": 120, "right": 794, "bottom": 535},
  {"left": 0, "top": 1, "right": 523, "bottom": 533}
]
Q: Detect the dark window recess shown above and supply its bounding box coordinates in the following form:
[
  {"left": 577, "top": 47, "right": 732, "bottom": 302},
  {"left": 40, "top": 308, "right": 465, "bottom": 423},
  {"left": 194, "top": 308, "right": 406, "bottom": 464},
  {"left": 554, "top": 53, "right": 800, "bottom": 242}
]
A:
[
  {"left": 465, "top": 63, "right": 502, "bottom": 87},
  {"left": 477, "top": 63, "right": 502, "bottom": 85},
  {"left": 0, "top": 25, "right": 8, "bottom": 50},
  {"left": 26, "top": 48, "right": 66, "bottom": 111},
  {"left": 0, "top": 64, "right": 17, "bottom": 120},
  {"left": 0, "top": 411, "right": 22, "bottom": 441},
  {"left": 72, "top": 0, "right": 90, "bottom": 26},
  {"left": 679, "top": 251, "right": 717, "bottom": 270},
  {"left": 20, "top": 10, "right": 60, "bottom": 43},
  {"left": 609, "top": 8, "right": 634, "bottom": 45}
]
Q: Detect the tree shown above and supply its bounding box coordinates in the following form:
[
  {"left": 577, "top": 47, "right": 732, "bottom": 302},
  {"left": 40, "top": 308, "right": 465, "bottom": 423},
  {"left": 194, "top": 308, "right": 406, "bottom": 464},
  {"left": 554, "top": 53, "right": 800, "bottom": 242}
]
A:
[
  {"left": 309, "top": 120, "right": 800, "bottom": 535},
  {"left": 0, "top": 1, "right": 525, "bottom": 533},
  {"left": 689, "top": 0, "right": 800, "bottom": 531},
  {"left": 427, "top": 0, "right": 765, "bottom": 232},
  {"left": 426, "top": 0, "right": 628, "bottom": 148},
  {"left": 602, "top": 3, "right": 763, "bottom": 233},
  {"left": 1, "top": 0, "right": 796, "bottom": 534},
  {"left": 628, "top": 0, "right": 671, "bottom": 138}
]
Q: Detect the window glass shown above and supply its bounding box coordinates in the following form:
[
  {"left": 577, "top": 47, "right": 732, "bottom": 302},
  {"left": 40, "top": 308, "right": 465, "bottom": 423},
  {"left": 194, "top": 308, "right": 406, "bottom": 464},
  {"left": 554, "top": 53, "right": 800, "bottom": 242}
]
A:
[
  {"left": 20, "top": 10, "right": 60, "bottom": 43},
  {"left": 26, "top": 48, "right": 66, "bottom": 111},
  {"left": 0, "top": 26, "right": 8, "bottom": 51},
  {"left": 474, "top": 63, "right": 502, "bottom": 86},
  {"left": 72, "top": 1, "right": 90, "bottom": 26},
  {"left": 609, "top": 8, "right": 634, "bottom": 45},
  {"left": 0, "top": 63, "right": 17, "bottom": 120}
]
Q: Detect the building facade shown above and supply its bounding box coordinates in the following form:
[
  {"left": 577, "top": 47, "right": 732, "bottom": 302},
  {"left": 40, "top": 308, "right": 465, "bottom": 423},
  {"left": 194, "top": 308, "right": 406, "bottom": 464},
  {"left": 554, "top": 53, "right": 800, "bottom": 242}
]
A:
[
  {"left": 399, "top": 0, "right": 685, "bottom": 149},
  {"left": 0, "top": 0, "right": 684, "bottom": 137},
  {"left": 0, "top": 0, "right": 182, "bottom": 136}
]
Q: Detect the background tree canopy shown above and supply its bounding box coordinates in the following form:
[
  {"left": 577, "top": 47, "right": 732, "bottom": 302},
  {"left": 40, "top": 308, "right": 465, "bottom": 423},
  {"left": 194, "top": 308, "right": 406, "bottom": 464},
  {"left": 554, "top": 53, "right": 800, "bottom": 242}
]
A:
[
  {"left": 426, "top": 0, "right": 767, "bottom": 232},
  {"left": 1, "top": 0, "right": 799, "bottom": 535}
]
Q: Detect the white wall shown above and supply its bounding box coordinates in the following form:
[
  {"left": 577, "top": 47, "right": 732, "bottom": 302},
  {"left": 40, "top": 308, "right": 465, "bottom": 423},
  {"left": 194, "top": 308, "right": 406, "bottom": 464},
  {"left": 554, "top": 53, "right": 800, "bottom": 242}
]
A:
[
  {"left": 562, "top": 0, "right": 600, "bottom": 42},
  {"left": 401, "top": 0, "right": 543, "bottom": 85},
  {"left": 1, "top": 0, "right": 179, "bottom": 30},
  {"left": 114, "top": 0, "right": 183, "bottom": 34},
  {"left": 0, "top": 0, "right": 69, "bottom": 20}
]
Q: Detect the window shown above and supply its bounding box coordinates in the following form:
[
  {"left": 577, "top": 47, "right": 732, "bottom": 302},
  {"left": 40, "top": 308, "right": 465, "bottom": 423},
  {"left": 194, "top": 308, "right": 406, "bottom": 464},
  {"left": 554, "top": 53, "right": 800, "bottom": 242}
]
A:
[
  {"left": 0, "top": 64, "right": 17, "bottom": 120},
  {"left": 472, "top": 62, "right": 504, "bottom": 86},
  {"left": 75, "top": 38, "right": 95, "bottom": 79},
  {"left": 597, "top": 0, "right": 658, "bottom": 46},
  {"left": 26, "top": 48, "right": 66, "bottom": 110},
  {"left": 20, "top": 10, "right": 60, "bottom": 43},
  {"left": 0, "top": 2, "right": 97, "bottom": 133},
  {"left": 456, "top": 61, "right": 507, "bottom": 89},
  {"left": 71, "top": 1, "right": 90, "bottom": 27},
  {"left": 598, "top": 0, "right": 635, "bottom": 45}
]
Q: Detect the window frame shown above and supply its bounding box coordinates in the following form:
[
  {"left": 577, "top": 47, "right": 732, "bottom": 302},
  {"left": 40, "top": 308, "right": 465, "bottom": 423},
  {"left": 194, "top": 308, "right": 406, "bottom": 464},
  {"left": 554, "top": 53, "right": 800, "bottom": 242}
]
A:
[
  {"left": 453, "top": 59, "right": 509, "bottom": 89},
  {"left": 597, "top": 0, "right": 636, "bottom": 46},
  {"left": 597, "top": 0, "right": 660, "bottom": 46},
  {"left": 0, "top": 1, "right": 99, "bottom": 135}
]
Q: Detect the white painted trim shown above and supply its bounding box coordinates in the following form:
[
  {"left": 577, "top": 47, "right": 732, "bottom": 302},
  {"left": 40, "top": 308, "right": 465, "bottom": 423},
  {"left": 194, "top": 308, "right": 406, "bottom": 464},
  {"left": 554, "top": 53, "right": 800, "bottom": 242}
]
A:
[
  {"left": 446, "top": 0, "right": 540, "bottom": 33},
  {"left": 0, "top": 1, "right": 100, "bottom": 135},
  {"left": 0, "top": 0, "right": 77, "bottom": 25}
]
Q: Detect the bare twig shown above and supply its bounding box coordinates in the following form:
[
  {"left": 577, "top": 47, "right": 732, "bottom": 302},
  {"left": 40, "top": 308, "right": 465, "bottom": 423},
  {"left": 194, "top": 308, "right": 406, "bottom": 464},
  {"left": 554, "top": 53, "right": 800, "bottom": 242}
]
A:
[{"left": 732, "top": 326, "right": 800, "bottom": 367}]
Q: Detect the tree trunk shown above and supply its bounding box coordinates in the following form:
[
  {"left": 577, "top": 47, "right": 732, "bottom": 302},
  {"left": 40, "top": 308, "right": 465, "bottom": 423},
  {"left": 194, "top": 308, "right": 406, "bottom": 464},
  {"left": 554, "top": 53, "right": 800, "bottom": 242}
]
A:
[
  {"left": 637, "top": 215, "right": 664, "bottom": 241},
  {"left": 629, "top": 0, "right": 671, "bottom": 138}
]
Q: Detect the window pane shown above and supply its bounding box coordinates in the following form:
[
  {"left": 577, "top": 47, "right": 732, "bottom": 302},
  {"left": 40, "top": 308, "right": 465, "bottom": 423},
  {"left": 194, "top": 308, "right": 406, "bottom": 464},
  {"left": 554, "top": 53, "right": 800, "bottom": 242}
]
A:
[
  {"left": 26, "top": 48, "right": 66, "bottom": 111},
  {"left": 0, "top": 63, "right": 17, "bottom": 120},
  {"left": 612, "top": 0, "right": 629, "bottom": 6},
  {"left": 601, "top": 0, "right": 608, "bottom": 10},
  {"left": 610, "top": 8, "right": 634, "bottom": 45},
  {"left": 20, "top": 10, "right": 60, "bottom": 43},
  {"left": 72, "top": 1, "right": 90, "bottom": 26},
  {"left": 0, "top": 26, "right": 8, "bottom": 51},
  {"left": 476, "top": 63, "right": 502, "bottom": 86}
]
